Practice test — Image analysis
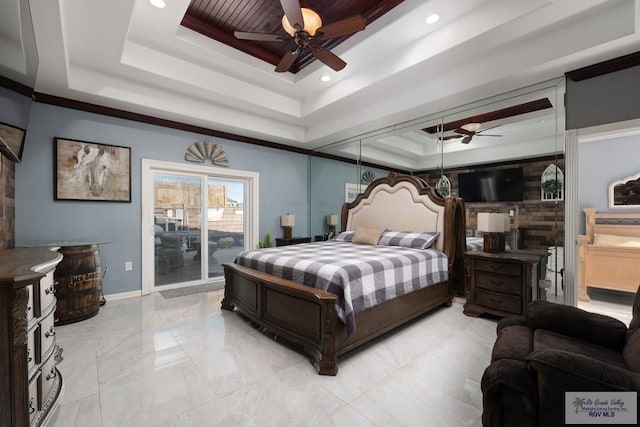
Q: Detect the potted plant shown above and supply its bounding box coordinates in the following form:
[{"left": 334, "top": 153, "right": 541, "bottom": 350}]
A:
[
  {"left": 542, "top": 179, "right": 563, "bottom": 198},
  {"left": 257, "top": 232, "right": 273, "bottom": 249}
]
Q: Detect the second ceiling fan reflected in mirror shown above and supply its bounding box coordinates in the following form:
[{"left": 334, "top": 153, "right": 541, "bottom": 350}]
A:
[
  {"left": 234, "top": 0, "right": 366, "bottom": 72},
  {"left": 440, "top": 123, "right": 503, "bottom": 144}
]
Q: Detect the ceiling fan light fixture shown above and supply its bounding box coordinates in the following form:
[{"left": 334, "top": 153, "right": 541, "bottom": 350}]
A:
[
  {"left": 282, "top": 8, "right": 322, "bottom": 36},
  {"left": 461, "top": 122, "right": 482, "bottom": 132}
]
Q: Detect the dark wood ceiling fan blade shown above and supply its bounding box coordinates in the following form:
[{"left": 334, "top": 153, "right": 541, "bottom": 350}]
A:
[
  {"left": 280, "top": 0, "right": 304, "bottom": 30},
  {"left": 461, "top": 136, "right": 473, "bottom": 144},
  {"left": 316, "top": 16, "right": 366, "bottom": 39},
  {"left": 234, "top": 32, "right": 285, "bottom": 42},
  {"left": 275, "top": 48, "right": 302, "bottom": 73},
  {"left": 439, "top": 135, "right": 461, "bottom": 141},
  {"left": 311, "top": 47, "right": 346, "bottom": 71}
]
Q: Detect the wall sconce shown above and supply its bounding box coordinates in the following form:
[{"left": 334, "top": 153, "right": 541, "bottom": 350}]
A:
[
  {"left": 326, "top": 214, "right": 338, "bottom": 234},
  {"left": 281, "top": 214, "right": 295, "bottom": 239},
  {"left": 478, "top": 212, "right": 509, "bottom": 253}
]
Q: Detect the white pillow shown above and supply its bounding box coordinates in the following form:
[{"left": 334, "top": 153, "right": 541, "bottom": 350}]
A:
[{"left": 593, "top": 233, "right": 640, "bottom": 248}]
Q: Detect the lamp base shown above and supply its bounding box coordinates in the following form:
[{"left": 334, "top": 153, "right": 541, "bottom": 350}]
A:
[
  {"left": 483, "top": 233, "right": 505, "bottom": 253},
  {"left": 283, "top": 226, "right": 292, "bottom": 240}
]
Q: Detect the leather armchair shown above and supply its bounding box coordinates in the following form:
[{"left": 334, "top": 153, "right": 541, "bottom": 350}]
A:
[{"left": 482, "top": 286, "right": 640, "bottom": 427}]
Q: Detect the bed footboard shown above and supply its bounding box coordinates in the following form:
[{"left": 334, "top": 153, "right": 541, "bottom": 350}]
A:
[{"left": 222, "top": 263, "right": 341, "bottom": 375}]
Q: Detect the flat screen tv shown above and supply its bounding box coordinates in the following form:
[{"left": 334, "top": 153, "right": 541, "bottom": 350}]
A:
[{"left": 458, "top": 167, "right": 524, "bottom": 202}]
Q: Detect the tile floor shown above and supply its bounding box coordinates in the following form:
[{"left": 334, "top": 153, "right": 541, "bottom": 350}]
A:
[{"left": 49, "top": 292, "right": 495, "bottom": 427}]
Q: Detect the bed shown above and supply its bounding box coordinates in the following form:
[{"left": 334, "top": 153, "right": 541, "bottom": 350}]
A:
[
  {"left": 222, "top": 173, "right": 465, "bottom": 375},
  {"left": 578, "top": 207, "right": 640, "bottom": 301}
]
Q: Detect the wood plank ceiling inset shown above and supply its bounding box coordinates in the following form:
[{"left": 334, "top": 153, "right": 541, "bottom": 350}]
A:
[
  {"left": 181, "top": 0, "right": 404, "bottom": 73},
  {"left": 421, "top": 98, "right": 554, "bottom": 134}
]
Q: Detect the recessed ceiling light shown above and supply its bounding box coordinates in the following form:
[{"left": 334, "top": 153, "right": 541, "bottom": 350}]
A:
[
  {"left": 321, "top": 75, "right": 331, "bottom": 82},
  {"left": 425, "top": 14, "right": 440, "bottom": 24},
  {"left": 150, "top": 0, "right": 166, "bottom": 9}
]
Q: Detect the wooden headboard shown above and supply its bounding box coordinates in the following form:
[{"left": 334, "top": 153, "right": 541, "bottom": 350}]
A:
[
  {"left": 340, "top": 173, "right": 462, "bottom": 262},
  {"left": 584, "top": 207, "right": 640, "bottom": 244}
]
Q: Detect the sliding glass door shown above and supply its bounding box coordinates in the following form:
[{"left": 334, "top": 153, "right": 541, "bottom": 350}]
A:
[{"left": 142, "top": 160, "right": 258, "bottom": 294}]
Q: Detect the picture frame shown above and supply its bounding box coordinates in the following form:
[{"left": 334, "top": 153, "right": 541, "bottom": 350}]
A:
[
  {"left": 55, "top": 137, "right": 131, "bottom": 202},
  {"left": 609, "top": 171, "right": 640, "bottom": 209},
  {"left": 345, "top": 182, "right": 365, "bottom": 203},
  {"left": 0, "top": 121, "right": 26, "bottom": 163}
]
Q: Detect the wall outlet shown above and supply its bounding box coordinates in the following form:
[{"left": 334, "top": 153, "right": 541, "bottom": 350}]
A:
[
  {"left": 125, "top": 261, "right": 133, "bottom": 271},
  {"left": 509, "top": 209, "right": 515, "bottom": 217}
]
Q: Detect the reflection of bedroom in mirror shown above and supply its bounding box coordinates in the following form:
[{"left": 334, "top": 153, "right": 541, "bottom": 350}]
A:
[{"left": 310, "top": 79, "right": 566, "bottom": 301}]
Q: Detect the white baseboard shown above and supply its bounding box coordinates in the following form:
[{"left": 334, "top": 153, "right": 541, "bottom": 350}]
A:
[{"left": 104, "top": 290, "right": 142, "bottom": 301}]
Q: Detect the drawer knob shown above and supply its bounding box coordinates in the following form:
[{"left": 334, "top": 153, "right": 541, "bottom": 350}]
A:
[
  {"left": 45, "top": 326, "right": 56, "bottom": 338},
  {"left": 46, "top": 368, "right": 57, "bottom": 381},
  {"left": 29, "top": 398, "right": 35, "bottom": 414},
  {"left": 54, "top": 345, "right": 64, "bottom": 363}
]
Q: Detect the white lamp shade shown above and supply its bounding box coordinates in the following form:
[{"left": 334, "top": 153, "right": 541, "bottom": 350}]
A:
[
  {"left": 326, "top": 214, "right": 338, "bottom": 226},
  {"left": 281, "top": 214, "right": 295, "bottom": 227},
  {"left": 478, "top": 213, "right": 508, "bottom": 233}
]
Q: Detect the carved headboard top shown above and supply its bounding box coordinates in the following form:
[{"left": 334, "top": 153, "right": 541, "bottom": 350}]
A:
[{"left": 341, "top": 173, "right": 458, "bottom": 255}]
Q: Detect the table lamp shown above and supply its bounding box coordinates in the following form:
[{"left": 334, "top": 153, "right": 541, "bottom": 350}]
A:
[
  {"left": 281, "top": 214, "right": 295, "bottom": 239},
  {"left": 478, "top": 212, "right": 509, "bottom": 253},
  {"left": 326, "top": 214, "right": 338, "bottom": 235}
]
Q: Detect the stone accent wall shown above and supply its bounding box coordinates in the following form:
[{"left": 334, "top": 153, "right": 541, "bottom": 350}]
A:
[
  {"left": 0, "top": 155, "right": 15, "bottom": 248},
  {"left": 420, "top": 156, "right": 564, "bottom": 250}
]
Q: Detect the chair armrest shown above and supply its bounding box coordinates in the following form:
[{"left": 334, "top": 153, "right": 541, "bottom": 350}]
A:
[
  {"left": 497, "top": 315, "right": 526, "bottom": 334},
  {"left": 527, "top": 349, "right": 640, "bottom": 391},
  {"left": 526, "top": 300, "right": 627, "bottom": 351}
]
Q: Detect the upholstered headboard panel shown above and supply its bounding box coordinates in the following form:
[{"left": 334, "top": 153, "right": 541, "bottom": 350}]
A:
[{"left": 343, "top": 175, "right": 446, "bottom": 251}]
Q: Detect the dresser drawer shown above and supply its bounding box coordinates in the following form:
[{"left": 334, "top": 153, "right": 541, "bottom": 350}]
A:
[
  {"left": 476, "top": 272, "right": 521, "bottom": 294},
  {"left": 475, "top": 289, "right": 521, "bottom": 315},
  {"left": 40, "top": 271, "right": 56, "bottom": 314},
  {"left": 40, "top": 313, "right": 56, "bottom": 360},
  {"left": 28, "top": 373, "right": 39, "bottom": 423},
  {"left": 41, "top": 352, "right": 59, "bottom": 409},
  {"left": 474, "top": 259, "right": 521, "bottom": 276},
  {"left": 27, "top": 284, "right": 35, "bottom": 323},
  {"left": 27, "top": 326, "right": 37, "bottom": 372}
]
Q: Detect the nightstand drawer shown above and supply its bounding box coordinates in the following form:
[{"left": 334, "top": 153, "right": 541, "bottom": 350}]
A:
[
  {"left": 475, "top": 289, "right": 521, "bottom": 314},
  {"left": 475, "top": 259, "right": 521, "bottom": 276},
  {"left": 476, "top": 272, "right": 521, "bottom": 294}
]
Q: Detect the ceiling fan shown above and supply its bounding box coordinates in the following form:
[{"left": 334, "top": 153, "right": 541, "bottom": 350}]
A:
[
  {"left": 440, "top": 123, "right": 502, "bottom": 144},
  {"left": 234, "top": 0, "right": 366, "bottom": 73}
]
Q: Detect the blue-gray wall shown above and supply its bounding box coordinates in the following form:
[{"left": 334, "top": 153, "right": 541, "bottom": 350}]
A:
[
  {"left": 16, "top": 102, "right": 309, "bottom": 295},
  {"left": 578, "top": 133, "right": 640, "bottom": 233},
  {"left": 309, "top": 157, "right": 391, "bottom": 238}
]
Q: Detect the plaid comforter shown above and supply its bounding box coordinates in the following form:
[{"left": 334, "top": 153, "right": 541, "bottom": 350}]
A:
[{"left": 235, "top": 240, "right": 448, "bottom": 335}]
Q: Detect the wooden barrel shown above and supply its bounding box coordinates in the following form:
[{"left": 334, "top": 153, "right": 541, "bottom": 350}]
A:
[{"left": 54, "top": 244, "right": 102, "bottom": 325}]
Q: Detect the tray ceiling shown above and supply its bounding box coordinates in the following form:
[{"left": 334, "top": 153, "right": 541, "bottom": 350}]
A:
[{"left": 180, "top": 0, "right": 403, "bottom": 73}]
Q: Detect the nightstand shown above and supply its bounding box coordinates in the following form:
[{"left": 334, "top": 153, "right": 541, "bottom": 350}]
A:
[
  {"left": 463, "top": 250, "right": 548, "bottom": 318},
  {"left": 275, "top": 236, "right": 312, "bottom": 247}
]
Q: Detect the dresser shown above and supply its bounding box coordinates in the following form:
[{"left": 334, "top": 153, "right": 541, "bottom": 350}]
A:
[
  {"left": 0, "top": 247, "right": 63, "bottom": 427},
  {"left": 463, "top": 250, "right": 547, "bottom": 318},
  {"left": 275, "top": 236, "right": 312, "bottom": 246}
]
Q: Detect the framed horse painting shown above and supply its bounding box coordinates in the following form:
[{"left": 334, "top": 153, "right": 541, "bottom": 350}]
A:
[{"left": 55, "top": 138, "right": 131, "bottom": 202}]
